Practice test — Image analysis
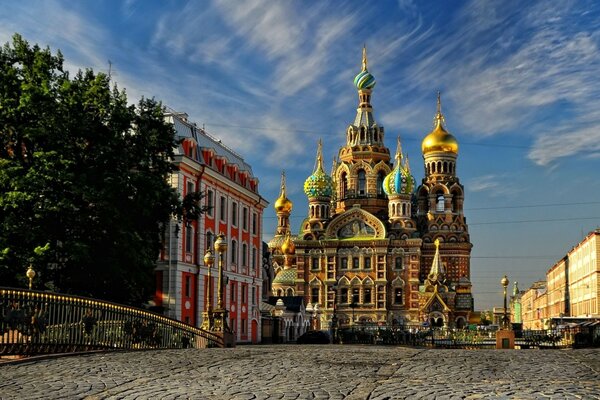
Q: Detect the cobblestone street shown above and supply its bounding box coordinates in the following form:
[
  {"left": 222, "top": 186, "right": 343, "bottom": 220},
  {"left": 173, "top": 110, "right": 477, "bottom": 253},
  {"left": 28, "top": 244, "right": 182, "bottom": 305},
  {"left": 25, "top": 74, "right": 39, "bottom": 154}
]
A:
[{"left": 1, "top": 346, "right": 599, "bottom": 399}]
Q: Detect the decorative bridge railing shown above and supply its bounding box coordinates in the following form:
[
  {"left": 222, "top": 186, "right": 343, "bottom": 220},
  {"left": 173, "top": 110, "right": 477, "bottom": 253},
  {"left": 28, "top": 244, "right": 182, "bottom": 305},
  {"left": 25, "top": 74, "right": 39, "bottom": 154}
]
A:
[
  {"left": 337, "top": 324, "right": 594, "bottom": 348},
  {"left": 0, "top": 287, "right": 224, "bottom": 356}
]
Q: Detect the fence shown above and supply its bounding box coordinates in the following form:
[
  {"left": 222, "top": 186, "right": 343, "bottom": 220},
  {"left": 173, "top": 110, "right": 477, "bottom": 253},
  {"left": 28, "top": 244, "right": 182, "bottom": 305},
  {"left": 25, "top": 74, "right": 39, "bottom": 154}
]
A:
[
  {"left": 337, "top": 324, "right": 595, "bottom": 348},
  {"left": 0, "top": 287, "right": 223, "bottom": 356}
]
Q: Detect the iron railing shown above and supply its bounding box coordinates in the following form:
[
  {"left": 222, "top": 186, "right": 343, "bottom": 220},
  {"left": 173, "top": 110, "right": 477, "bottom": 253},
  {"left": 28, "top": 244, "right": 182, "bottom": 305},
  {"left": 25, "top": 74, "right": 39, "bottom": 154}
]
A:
[
  {"left": 0, "top": 287, "right": 223, "bottom": 356},
  {"left": 337, "top": 324, "right": 592, "bottom": 348}
]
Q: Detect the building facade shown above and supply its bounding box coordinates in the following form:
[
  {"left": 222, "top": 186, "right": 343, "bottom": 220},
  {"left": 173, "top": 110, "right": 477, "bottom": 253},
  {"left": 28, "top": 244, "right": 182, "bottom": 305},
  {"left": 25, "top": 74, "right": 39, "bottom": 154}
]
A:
[
  {"left": 154, "top": 111, "right": 268, "bottom": 343},
  {"left": 268, "top": 48, "right": 474, "bottom": 330},
  {"left": 519, "top": 229, "right": 600, "bottom": 329}
]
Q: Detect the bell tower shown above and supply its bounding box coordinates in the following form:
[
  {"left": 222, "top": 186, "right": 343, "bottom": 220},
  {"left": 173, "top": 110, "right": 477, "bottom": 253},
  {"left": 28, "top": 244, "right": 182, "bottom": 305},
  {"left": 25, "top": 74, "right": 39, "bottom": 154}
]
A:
[
  {"left": 416, "top": 93, "right": 472, "bottom": 290},
  {"left": 335, "top": 46, "right": 392, "bottom": 216}
]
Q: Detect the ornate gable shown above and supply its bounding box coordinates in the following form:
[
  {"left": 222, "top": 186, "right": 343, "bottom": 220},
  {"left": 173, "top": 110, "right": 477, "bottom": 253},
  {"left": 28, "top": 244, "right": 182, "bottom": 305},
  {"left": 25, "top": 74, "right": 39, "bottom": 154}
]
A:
[{"left": 325, "top": 207, "right": 386, "bottom": 239}]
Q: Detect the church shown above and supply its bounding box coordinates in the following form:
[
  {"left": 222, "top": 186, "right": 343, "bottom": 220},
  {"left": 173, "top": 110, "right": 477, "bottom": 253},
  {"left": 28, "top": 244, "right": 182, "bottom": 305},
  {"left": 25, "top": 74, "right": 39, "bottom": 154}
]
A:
[{"left": 268, "top": 48, "right": 473, "bottom": 330}]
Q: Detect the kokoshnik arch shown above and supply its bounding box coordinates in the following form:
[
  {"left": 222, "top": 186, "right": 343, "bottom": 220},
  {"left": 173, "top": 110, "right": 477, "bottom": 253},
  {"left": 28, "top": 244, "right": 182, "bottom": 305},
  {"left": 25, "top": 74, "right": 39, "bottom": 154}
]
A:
[{"left": 269, "top": 47, "right": 473, "bottom": 329}]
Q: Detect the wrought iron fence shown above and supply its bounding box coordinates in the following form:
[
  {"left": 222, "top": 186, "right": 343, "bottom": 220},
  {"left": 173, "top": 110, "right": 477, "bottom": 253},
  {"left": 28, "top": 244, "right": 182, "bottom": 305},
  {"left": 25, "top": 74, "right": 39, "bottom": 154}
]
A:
[
  {"left": 337, "top": 324, "right": 593, "bottom": 349},
  {"left": 0, "top": 287, "right": 224, "bottom": 356}
]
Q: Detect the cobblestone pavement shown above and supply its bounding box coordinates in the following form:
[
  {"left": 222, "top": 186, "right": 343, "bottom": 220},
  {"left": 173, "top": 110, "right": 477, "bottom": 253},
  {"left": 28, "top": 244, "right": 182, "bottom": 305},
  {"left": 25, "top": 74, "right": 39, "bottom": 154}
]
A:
[{"left": 1, "top": 346, "right": 599, "bottom": 399}]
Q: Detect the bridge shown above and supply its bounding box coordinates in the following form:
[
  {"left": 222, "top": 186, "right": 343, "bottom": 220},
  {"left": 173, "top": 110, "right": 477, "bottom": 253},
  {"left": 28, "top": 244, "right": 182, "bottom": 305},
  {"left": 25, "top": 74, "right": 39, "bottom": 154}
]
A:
[{"left": 0, "top": 287, "right": 224, "bottom": 356}]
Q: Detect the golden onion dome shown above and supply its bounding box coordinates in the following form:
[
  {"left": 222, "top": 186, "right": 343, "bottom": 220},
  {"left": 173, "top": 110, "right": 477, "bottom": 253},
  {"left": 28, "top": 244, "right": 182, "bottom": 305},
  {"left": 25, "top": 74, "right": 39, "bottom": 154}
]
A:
[
  {"left": 281, "top": 234, "right": 296, "bottom": 255},
  {"left": 274, "top": 171, "right": 293, "bottom": 213},
  {"left": 422, "top": 93, "right": 459, "bottom": 156},
  {"left": 274, "top": 195, "right": 293, "bottom": 213}
]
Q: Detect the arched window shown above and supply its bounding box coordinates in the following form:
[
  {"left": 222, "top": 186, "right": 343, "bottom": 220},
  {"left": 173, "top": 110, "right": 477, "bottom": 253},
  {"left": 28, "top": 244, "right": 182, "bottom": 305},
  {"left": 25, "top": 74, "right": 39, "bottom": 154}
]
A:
[
  {"left": 377, "top": 171, "right": 385, "bottom": 196},
  {"left": 436, "top": 193, "right": 445, "bottom": 212},
  {"left": 286, "top": 288, "right": 294, "bottom": 296},
  {"left": 358, "top": 170, "right": 366, "bottom": 195},
  {"left": 340, "top": 172, "right": 348, "bottom": 199}
]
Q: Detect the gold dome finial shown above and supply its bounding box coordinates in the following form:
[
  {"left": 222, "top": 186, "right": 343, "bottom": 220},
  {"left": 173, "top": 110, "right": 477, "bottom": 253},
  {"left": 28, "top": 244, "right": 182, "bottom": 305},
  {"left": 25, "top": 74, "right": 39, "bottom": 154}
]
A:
[
  {"left": 316, "top": 139, "right": 324, "bottom": 172},
  {"left": 394, "top": 135, "right": 403, "bottom": 164},
  {"left": 422, "top": 91, "right": 459, "bottom": 155},
  {"left": 281, "top": 232, "right": 296, "bottom": 255},
  {"left": 274, "top": 170, "right": 293, "bottom": 213},
  {"left": 362, "top": 45, "right": 368, "bottom": 72},
  {"left": 434, "top": 238, "right": 440, "bottom": 249},
  {"left": 434, "top": 91, "right": 445, "bottom": 129},
  {"left": 404, "top": 153, "right": 411, "bottom": 173}
]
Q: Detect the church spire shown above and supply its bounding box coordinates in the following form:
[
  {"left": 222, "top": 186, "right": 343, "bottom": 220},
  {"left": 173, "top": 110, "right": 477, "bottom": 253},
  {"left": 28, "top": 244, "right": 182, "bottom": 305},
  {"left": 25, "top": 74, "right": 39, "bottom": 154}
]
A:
[
  {"left": 433, "top": 91, "right": 446, "bottom": 130},
  {"left": 361, "top": 45, "right": 368, "bottom": 72},
  {"left": 394, "top": 135, "right": 403, "bottom": 164},
  {"left": 427, "top": 239, "right": 445, "bottom": 285}
]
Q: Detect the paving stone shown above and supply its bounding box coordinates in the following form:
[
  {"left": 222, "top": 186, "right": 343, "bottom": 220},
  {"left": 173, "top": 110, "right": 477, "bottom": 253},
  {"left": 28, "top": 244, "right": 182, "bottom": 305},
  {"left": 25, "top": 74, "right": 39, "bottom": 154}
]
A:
[{"left": 0, "top": 346, "right": 599, "bottom": 399}]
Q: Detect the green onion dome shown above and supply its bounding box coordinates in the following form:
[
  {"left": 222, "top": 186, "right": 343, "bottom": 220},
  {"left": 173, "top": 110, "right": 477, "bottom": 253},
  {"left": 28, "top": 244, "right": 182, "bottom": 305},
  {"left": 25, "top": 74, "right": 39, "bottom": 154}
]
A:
[
  {"left": 383, "top": 138, "right": 415, "bottom": 196},
  {"left": 354, "top": 70, "right": 376, "bottom": 90},
  {"left": 304, "top": 140, "right": 334, "bottom": 198},
  {"left": 354, "top": 46, "right": 376, "bottom": 90}
]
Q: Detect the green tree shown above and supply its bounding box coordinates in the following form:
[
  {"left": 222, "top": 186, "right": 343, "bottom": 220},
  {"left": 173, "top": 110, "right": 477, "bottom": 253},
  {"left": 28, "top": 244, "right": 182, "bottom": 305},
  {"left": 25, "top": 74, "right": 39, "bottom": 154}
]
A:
[{"left": 0, "top": 34, "right": 181, "bottom": 305}]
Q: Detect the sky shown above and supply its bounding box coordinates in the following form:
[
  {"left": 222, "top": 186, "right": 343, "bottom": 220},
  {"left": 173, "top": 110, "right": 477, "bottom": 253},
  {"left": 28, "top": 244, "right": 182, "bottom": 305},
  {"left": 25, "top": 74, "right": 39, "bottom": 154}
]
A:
[{"left": 2, "top": 0, "right": 600, "bottom": 311}]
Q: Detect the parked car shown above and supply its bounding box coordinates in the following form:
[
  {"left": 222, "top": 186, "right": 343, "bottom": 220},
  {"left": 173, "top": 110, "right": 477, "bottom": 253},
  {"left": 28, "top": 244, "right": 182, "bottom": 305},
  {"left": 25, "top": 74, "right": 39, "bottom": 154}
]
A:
[{"left": 297, "top": 330, "right": 330, "bottom": 344}]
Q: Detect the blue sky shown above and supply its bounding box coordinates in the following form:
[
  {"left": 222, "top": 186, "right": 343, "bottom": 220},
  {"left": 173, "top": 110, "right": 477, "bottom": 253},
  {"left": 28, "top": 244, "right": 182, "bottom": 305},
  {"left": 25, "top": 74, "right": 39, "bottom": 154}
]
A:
[{"left": 2, "top": 0, "right": 600, "bottom": 311}]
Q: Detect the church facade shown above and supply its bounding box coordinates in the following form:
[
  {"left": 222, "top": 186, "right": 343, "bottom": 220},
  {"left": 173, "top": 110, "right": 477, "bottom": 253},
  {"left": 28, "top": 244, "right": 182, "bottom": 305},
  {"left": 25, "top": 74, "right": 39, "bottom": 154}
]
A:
[{"left": 268, "top": 48, "right": 473, "bottom": 329}]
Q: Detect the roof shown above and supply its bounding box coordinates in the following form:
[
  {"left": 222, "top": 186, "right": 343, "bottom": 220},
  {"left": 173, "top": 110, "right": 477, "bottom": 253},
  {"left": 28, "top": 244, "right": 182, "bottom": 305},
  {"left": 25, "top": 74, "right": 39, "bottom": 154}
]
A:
[
  {"left": 267, "top": 296, "right": 304, "bottom": 312},
  {"left": 166, "top": 111, "right": 254, "bottom": 174}
]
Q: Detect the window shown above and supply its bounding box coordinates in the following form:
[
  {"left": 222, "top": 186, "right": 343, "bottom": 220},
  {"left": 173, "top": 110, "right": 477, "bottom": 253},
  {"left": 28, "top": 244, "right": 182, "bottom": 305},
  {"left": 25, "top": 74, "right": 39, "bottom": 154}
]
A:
[
  {"left": 340, "top": 288, "right": 348, "bottom": 303},
  {"left": 252, "top": 286, "right": 256, "bottom": 305},
  {"left": 364, "top": 288, "right": 372, "bottom": 303},
  {"left": 377, "top": 172, "right": 385, "bottom": 196},
  {"left": 242, "top": 243, "right": 247, "bottom": 266},
  {"left": 185, "top": 275, "right": 191, "bottom": 297},
  {"left": 241, "top": 284, "right": 247, "bottom": 304},
  {"left": 311, "top": 287, "right": 319, "bottom": 304},
  {"left": 395, "top": 257, "right": 403, "bottom": 270},
  {"left": 231, "top": 282, "right": 236, "bottom": 302},
  {"left": 364, "top": 257, "right": 371, "bottom": 270},
  {"left": 252, "top": 213, "right": 257, "bottom": 234},
  {"left": 231, "top": 240, "right": 237, "bottom": 264},
  {"left": 252, "top": 248, "right": 257, "bottom": 270},
  {"left": 436, "top": 194, "right": 445, "bottom": 212},
  {"left": 206, "top": 189, "right": 214, "bottom": 217},
  {"left": 232, "top": 202, "right": 238, "bottom": 226},
  {"left": 352, "top": 288, "right": 360, "bottom": 304},
  {"left": 340, "top": 172, "right": 348, "bottom": 198},
  {"left": 311, "top": 257, "right": 319, "bottom": 271},
  {"left": 352, "top": 257, "right": 359, "bottom": 269},
  {"left": 185, "top": 226, "right": 193, "bottom": 253},
  {"left": 358, "top": 170, "right": 366, "bottom": 195},
  {"left": 243, "top": 207, "right": 248, "bottom": 230},
  {"left": 241, "top": 319, "right": 246, "bottom": 334},
  {"left": 206, "top": 232, "right": 213, "bottom": 252},
  {"left": 394, "top": 288, "right": 403, "bottom": 304},
  {"left": 340, "top": 257, "right": 348, "bottom": 269},
  {"left": 220, "top": 196, "right": 226, "bottom": 221},
  {"left": 187, "top": 181, "right": 194, "bottom": 196}
]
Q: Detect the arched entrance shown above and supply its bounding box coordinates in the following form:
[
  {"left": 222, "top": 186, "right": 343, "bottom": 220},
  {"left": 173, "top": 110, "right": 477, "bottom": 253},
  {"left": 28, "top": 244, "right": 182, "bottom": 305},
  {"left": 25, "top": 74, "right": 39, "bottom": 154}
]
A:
[{"left": 428, "top": 311, "right": 445, "bottom": 328}]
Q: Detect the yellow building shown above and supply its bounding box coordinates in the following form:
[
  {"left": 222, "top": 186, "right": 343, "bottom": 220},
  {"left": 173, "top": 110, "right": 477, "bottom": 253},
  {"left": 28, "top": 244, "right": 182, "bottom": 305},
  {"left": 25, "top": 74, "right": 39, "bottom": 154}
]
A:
[{"left": 269, "top": 48, "right": 473, "bottom": 329}]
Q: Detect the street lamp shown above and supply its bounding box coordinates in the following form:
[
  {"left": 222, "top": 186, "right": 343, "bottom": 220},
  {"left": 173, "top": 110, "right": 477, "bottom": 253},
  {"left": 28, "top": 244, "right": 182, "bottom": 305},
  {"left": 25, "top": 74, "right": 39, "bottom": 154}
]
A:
[
  {"left": 200, "top": 249, "right": 214, "bottom": 331},
  {"left": 26, "top": 265, "right": 36, "bottom": 290},
  {"left": 501, "top": 275, "right": 510, "bottom": 329},
  {"left": 212, "top": 233, "right": 231, "bottom": 333}
]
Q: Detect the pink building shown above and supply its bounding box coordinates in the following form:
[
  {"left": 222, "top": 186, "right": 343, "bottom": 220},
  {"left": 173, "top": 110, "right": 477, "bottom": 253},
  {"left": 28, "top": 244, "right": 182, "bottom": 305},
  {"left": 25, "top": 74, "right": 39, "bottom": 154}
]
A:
[{"left": 155, "top": 111, "right": 268, "bottom": 343}]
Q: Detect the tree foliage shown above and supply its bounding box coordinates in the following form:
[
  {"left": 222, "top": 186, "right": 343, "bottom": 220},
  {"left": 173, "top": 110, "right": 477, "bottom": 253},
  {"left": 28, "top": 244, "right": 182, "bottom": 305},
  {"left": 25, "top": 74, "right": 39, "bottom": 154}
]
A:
[{"left": 0, "top": 34, "right": 180, "bottom": 305}]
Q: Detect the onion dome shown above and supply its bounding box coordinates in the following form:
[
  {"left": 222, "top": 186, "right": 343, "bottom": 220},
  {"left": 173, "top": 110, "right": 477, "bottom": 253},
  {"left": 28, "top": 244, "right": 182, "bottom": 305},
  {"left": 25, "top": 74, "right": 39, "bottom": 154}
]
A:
[
  {"left": 303, "top": 140, "right": 334, "bottom": 198},
  {"left": 274, "top": 171, "right": 293, "bottom": 213},
  {"left": 281, "top": 234, "right": 296, "bottom": 255},
  {"left": 422, "top": 92, "right": 459, "bottom": 155},
  {"left": 353, "top": 46, "right": 376, "bottom": 90},
  {"left": 383, "top": 137, "right": 415, "bottom": 196},
  {"left": 272, "top": 268, "right": 297, "bottom": 285}
]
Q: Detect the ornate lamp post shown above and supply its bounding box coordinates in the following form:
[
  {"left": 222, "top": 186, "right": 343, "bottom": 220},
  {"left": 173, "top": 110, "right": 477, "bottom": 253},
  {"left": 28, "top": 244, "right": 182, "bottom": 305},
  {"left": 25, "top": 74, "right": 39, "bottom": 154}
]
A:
[
  {"left": 200, "top": 249, "right": 214, "bottom": 330},
  {"left": 212, "top": 234, "right": 231, "bottom": 333},
  {"left": 501, "top": 275, "right": 510, "bottom": 329},
  {"left": 26, "top": 265, "right": 36, "bottom": 290}
]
